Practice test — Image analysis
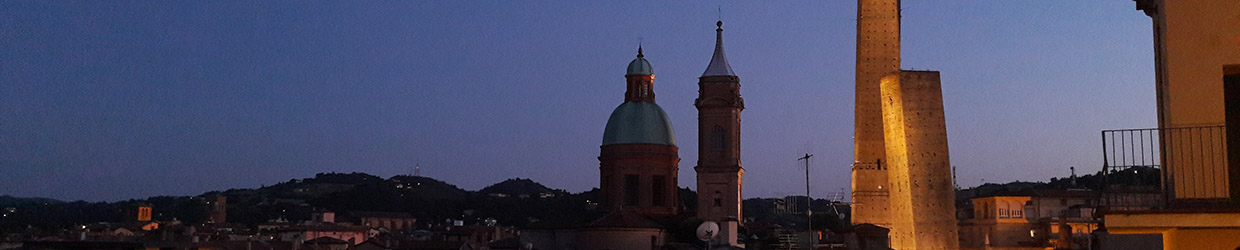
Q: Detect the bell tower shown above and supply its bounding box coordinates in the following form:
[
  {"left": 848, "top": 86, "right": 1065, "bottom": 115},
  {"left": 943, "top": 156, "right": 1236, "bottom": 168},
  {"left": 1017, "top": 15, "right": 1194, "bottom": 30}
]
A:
[{"left": 695, "top": 21, "right": 745, "bottom": 246}]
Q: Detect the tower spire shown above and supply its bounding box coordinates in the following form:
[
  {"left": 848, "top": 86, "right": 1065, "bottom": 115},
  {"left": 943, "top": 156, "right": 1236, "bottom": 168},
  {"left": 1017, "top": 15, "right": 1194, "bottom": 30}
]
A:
[{"left": 702, "top": 21, "right": 735, "bottom": 76}]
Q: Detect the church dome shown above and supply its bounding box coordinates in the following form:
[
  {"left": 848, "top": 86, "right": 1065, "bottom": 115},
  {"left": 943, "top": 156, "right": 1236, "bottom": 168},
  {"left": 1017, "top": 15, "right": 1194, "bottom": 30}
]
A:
[
  {"left": 602, "top": 102, "right": 676, "bottom": 146},
  {"left": 626, "top": 48, "right": 653, "bottom": 76}
]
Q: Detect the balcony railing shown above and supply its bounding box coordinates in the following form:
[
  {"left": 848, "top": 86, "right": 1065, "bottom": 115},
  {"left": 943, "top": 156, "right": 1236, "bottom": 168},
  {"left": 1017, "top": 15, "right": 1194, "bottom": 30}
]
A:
[{"left": 1100, "top": 125, "right": 1227, "bottom": 211}]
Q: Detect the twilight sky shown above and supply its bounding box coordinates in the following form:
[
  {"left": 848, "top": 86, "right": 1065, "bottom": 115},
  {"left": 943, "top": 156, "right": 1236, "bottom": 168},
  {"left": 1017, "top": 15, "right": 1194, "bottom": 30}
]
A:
[{"left": 1, "top": 1, "right": 1156, "bottom": 202}]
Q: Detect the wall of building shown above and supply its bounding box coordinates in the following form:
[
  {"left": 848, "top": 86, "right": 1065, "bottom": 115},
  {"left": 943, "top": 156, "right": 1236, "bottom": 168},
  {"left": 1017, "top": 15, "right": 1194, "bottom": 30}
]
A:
[
  {"left": 1163, "top": 228, "right": 1240, "bottom": 250},
  {"left": 695, "top": 75, "right": 744, "bottom": 225},
  {"left": 599, "top": 144, "right": 680, "bottom": 216},
  {"left": 853, "top": 0, "right": 901, "bottom": 228},
  {"left": 1149, "top": 0, "right": 1240, "bottom": 200},
  {"left": 279, "top": 231, "right": 367, "bottom": 244},
  {"left": 521, "top": 229, "right": 578, "bottom": 250},
  {"left": 959, "top": 223, "right": 1036, "bottom": 249},
  {"left": 574, "top": 228, "right": 665, "bottom": 250},
  {"left": 1098, "top": 233, "right": 1162, "bottom": 250},
  {"left": 696, "top": 169, "right": 743, "bottom": 223},
  {"left": 881, "top": 71, "right": 959, "bottom": 250},
  {"left": 361, "top": 217, "right": 416, "bottom": 231},
  {"left": 971, "top": 197, "right": 1032, "bottom": 221},
  {"left": 1026, "top": 196, "right": 1090, "bottom": 219},
  {"left": 961, "top": 197, "right": 1035, "bottom": 248}
]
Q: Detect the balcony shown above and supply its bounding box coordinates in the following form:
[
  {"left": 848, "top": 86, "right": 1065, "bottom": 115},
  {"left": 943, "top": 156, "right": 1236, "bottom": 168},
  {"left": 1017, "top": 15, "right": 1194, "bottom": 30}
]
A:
[{"left": 1100, "top": 125, "right": 1236, "bottom": 212}]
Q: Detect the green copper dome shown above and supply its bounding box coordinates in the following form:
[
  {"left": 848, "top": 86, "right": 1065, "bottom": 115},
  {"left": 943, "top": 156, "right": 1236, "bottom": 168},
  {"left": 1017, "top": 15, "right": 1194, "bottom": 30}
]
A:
[
  {"left": 602, "top": 102, "right": 676, "bottom": 146},
  {"left": 626, "top": 47, "right": 653, "bottom": 76}
]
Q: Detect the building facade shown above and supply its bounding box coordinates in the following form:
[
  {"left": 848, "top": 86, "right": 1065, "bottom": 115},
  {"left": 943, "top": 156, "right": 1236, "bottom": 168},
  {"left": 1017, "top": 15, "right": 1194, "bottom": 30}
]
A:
[
  {"left": 958, "top": 190, "right": 1100, "bottom": 250},
  {"left": 599, "top": 47, "right": 680, "bottom": 217},
  {"left": 1099, "top": 1, "right": 1240, "bottom": 249},
  {"left": 1134, "top": 0, "right": 1240, "bottom": 201},
  {"left": 694, "top": 21, "right": 746, "bottom": 247}
]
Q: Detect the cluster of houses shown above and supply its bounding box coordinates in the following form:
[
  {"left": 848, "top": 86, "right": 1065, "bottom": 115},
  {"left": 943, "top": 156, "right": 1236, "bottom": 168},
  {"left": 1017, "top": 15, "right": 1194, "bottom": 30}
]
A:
[{"left": 3, "top": 207, "right": 521, "bottom": 250}]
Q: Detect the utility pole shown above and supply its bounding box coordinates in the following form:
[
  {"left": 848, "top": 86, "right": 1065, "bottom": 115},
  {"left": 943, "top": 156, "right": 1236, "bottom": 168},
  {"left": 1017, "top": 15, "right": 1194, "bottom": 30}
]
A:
[
  {"left": 797, "top": 153, "right": 813, "bottom": 233},
  {"left": 952, "top": 166, "right": 959, "bottom": 190}
]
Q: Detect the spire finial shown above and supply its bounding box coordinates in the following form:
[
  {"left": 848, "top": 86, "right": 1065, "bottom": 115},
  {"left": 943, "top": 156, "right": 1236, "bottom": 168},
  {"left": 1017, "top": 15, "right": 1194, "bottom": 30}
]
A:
[
  {"left": 637, "top": 37, "right": 644, "bottom": 58},
  {"left": 702, "top": 20, "right": 735, "bottom": 76}
]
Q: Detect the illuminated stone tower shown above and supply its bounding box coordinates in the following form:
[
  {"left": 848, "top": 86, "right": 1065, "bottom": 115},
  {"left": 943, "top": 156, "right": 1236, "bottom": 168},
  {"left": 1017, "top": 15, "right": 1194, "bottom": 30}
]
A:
[
  {"left": 599, "top": 47, "right": 680, "bottom": 217},
  {"left": 853, "top": 0, "right": 900, "bottom": 227},
  {"left": 695, "top": 21, "right": 744, "bottom": 246},
  {"left": 881, "top": 71, "right": 959, "bottom": 250}
]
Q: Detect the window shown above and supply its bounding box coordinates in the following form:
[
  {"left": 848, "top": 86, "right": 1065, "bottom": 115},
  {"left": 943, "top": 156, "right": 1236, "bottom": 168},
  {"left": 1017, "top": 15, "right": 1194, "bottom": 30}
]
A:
[
  {"left": 982, "top": 204, "right": 990, "bottom": 218},
  {"left": 713, "top": 191, "right": 723, "bottom": 207},
  {"left": 625, "top": 175, "right": 640, "bottom": 206},
  {"left": 710, "top": 126, "right": 726, "bottom": 150},
  {"left": 652, "top": 176, "right": 666, "bottom": 206}
]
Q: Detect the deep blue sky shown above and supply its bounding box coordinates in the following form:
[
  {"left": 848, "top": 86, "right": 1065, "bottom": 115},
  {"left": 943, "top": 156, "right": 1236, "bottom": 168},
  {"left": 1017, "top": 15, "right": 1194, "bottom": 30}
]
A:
[{"left": 1, "top": 1, "right": 1155, "bottom": 202}]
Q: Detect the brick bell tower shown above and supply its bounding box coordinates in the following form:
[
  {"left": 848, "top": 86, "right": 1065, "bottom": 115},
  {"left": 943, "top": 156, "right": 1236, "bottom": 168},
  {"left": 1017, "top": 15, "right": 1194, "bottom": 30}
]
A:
[
  {"left": 599, "top": 47, "right": 680, "bottom": 217},
  {"left": 695, "top": 21, "right": 745, "bottom": 246}
]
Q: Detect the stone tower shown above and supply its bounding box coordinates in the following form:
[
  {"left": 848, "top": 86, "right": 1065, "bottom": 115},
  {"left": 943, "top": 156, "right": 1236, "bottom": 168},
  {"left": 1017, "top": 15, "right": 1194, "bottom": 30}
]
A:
[
  {"left": 208, "top": 194, "right": 226, "bottom": 224},
  {"left": 695, "top": 21, "right": 745, "bottom": 246},
  {"left": 853, "top": 0, "right": 900, "bottom": 227},
  {"left": 599, "top": 47, "right": 680, "bottom": 217},
  {"left": 881, "top": 71, "right": 959, "bottom": 250}
]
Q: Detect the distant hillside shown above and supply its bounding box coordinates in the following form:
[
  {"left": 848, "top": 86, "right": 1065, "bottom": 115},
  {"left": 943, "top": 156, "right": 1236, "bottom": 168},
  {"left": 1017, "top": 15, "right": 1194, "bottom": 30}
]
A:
[
  {"left": 478, "top": 178, "right": 567, "bottom": 198},
  {"left": 955, "top": 166, "right": 1157, "bottom": 200},
  {"left": 215, "top": 172, "right": 474, "bottom": 226},
  {"left": 0, "top": 195, "right": 63, "bottom": 207},
  {"left": 1, "top": 166, "right": 1126, "bottom": 232}
]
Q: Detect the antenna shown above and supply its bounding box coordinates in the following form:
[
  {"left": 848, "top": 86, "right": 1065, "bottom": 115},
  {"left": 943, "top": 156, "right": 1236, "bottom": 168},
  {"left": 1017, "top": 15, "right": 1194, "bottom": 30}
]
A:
[
  {"left": 1070, "top": 166, "right": 1077, "bottom": 187},
  {"left": 717, "top": 6, "right": 722, "bottom": 20},
  {"left": 952, "top": 166, "right": 959, "bottom": 190},
  {"left": 415, "top": 162, "right": 421, "bottom": 177},
  {"left": 797, "top": 153, "right": 814, "bottom": 232}
]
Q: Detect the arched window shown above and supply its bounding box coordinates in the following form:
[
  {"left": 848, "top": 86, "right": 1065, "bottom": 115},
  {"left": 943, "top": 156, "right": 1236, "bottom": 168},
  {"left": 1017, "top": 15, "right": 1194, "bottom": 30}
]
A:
[{"left": 713, "top": 191, "right": 723, "bottom": 207}]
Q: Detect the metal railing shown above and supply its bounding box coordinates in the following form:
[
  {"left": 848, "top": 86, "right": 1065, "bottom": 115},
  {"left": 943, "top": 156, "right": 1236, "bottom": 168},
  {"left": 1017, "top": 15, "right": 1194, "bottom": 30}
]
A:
[{"left": 1100, "top": 125, "right": 1227, "bottom": 211}]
